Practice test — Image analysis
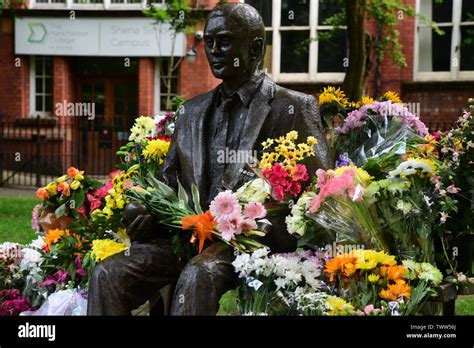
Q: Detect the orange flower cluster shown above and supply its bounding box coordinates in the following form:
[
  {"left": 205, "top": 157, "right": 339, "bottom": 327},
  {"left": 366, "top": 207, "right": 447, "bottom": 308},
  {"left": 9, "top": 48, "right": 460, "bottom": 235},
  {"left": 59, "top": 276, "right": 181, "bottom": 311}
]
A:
[
  {"left": 324, "top": 249, "right": 411, "bottom": 303},
  {"left": 44, "top": 228, "right": 70, "bottom": 251}
]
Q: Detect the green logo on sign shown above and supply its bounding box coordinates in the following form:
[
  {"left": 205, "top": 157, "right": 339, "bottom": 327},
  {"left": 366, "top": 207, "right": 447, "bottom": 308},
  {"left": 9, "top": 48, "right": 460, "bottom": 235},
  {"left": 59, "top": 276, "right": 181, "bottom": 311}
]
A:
[{"left": 28, "top": 23, "right": 47, "bottom": 43}]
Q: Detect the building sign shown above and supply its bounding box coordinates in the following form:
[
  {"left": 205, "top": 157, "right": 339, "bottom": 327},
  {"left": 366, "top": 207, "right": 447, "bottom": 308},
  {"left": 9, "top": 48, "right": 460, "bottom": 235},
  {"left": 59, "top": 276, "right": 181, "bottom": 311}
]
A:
[{"left": 15, "top": 17, "right": 185, "bottom": 57}]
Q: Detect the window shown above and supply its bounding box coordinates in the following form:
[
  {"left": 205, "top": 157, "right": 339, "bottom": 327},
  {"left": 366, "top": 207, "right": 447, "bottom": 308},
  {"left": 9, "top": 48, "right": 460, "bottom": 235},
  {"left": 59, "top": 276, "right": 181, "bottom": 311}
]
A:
[
  {"left": 154, "top": 58, "right": 179, "bottom": 113},
  {"left": 28, "top": 0, "right": 159, "bottom": 9},
  {"left": 30, "top": 56, "right": 53, "bottom": 116},
  {"left": 246, "top": 0, "right": 347, "bottom": 82},
  {"left": 416, "top": 0, "right": 474, "bottom": 80}
]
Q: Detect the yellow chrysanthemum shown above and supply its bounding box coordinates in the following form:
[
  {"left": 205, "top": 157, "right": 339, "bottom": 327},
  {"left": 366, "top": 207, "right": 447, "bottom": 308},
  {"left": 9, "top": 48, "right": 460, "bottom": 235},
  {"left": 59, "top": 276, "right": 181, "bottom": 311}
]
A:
[
  {"left": 319, "top": 86, "right": 348, "bottom": 106},
  {"left": 142, "top": 139, "right": 171, "bottom": 165},
  {"left": 330, "top": 164, "right": 373, "bottom": 185},
  {"left": 326, "top": 296, "right": 354, "bottom": 316},
  {"left": 360, "top": 96, "right": 375, "bottom": 105},
  {"left": 306, "top": 136, "right": 318, "bottom": 146},
  {"left": 382, "top": 91, "right": 402, "bottom": 104},
  {"left": 91, "top": 239, "right": 128, "bottom": 262},
  {"left": 368, "top": 274, "right": 380, "bottom": 283},
  {"left": 355, "top": 258, "right": 378, "bottom": 270},
  {"left": 363, "top": 250, "right": 397, "bottom": 266}
]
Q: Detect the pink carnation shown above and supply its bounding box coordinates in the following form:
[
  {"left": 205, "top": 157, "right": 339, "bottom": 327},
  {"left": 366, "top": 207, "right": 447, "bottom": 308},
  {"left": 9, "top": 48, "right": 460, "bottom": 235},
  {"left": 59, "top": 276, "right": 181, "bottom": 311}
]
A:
[
  {"left": 243, "top": 202, "right": 266, "bottom": 220},
  {"left": 210, "top": 190, "right": 241, "bottom": 223}
]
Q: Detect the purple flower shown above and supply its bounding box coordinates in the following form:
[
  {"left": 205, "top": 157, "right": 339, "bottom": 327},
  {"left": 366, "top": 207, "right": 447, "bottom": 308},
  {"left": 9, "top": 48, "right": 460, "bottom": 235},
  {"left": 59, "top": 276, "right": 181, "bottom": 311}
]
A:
[
  {"left": 336, "top": 101, "right": 428, "bottom": 136},
  {"left": 75, "top": 256, "right": 87, "bottom": 277},
  {"left": 335, "top": 154, "right": 352, "bottom": 167},
  {"left": 1, "top": 297, "right": 34, "bottom": 316},
  {"left": 39, "top": 269, "right": 70, "bottom": 287}
]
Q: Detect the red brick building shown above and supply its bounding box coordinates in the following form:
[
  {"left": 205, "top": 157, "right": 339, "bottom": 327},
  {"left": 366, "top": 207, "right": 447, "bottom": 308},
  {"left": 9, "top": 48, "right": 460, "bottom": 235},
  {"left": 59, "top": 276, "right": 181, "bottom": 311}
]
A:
[{"left": 0, "top": 0, "right": 473, "bottom": 183}]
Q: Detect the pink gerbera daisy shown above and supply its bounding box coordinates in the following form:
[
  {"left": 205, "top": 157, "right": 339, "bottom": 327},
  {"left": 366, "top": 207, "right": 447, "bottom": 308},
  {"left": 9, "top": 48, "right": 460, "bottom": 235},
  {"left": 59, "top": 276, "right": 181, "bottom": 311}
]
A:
[
  {"left": 243, "top": 202, "right": 267, "bottom": 220},
  {"left": 210, "top": 190, "right": 241, "bottom": 223},
  {"left": 218, "top": 215, "right": 244, "bottom": 241}
]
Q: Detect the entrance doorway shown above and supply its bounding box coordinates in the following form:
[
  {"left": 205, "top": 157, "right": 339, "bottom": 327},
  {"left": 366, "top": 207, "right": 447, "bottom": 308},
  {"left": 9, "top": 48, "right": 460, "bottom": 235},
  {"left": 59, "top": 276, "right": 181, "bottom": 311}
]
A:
[{"left": 73, "top": 58, "right": 138, "bottom": 176}]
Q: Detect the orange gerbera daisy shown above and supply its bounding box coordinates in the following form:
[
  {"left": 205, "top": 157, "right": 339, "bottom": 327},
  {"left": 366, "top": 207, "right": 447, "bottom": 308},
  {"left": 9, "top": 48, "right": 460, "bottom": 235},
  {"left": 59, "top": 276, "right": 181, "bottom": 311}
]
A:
[
  {"left": 388, "top": 279, "right": 411, "bottom": 298},
  {"left": 379, "top": 289, "right": 398, "bottom": 301},
  {"left": 325, "top": 256, "right": 358, "bottom": 281},
  {"left": 386, "top": 265, "right": 407, "bottom": 281}
]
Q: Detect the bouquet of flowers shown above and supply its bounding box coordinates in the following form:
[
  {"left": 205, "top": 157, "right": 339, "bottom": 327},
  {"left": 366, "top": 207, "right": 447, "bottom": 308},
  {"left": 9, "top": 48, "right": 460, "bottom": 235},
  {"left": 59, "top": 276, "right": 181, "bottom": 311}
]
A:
[
  {"left": 0, "top": 241, "right": 45, "bottom": 314},
  {"left": 116, "top": 115, "right": 174, "bottom": 177},
  {"left": 305, "top": 165, "right": 392, "bottom": 252},
  {"left": 335, "top": 101, "right": 428, "bottom": 178},
  {"left": 258, "top": 131, "right": 317, "bottom": 202},
  {"left": 232, "top": 248, "right": 328, "bottom": 315},
  {"left": 323, "top": 249, "right": 443, "bottom": 315},
  {"left": 35, "top": 167, "right": 103, "bottom": 230},
  {"left": 126, "top": 175, "right": 268, "bottom": 259}
]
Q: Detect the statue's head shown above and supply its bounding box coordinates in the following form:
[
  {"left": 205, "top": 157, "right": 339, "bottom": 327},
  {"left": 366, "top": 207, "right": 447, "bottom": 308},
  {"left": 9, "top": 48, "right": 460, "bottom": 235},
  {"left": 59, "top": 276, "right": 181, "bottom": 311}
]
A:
[{"left": 204, "top": 3, "right": 265, "bottom": 81}]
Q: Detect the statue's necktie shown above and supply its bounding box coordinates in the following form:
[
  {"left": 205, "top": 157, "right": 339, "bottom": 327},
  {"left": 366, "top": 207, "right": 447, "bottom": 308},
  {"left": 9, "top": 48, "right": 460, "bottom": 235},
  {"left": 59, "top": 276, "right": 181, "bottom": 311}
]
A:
[{"left": 211, "top": 96, "right": 238, "bottom": 198}]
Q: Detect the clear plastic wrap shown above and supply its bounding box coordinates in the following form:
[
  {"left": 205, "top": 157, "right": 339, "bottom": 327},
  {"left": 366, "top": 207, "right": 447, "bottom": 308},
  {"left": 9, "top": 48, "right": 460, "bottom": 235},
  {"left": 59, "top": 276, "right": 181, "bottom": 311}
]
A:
[
  {"left": 306, "top": 195, "right": 392, "bottom": 252},
  {"left": 337, "top": 115, "right": 421, "bottom": 174},
  {"left": 20, "top": 289, "right": 87, "bottom": 316}
]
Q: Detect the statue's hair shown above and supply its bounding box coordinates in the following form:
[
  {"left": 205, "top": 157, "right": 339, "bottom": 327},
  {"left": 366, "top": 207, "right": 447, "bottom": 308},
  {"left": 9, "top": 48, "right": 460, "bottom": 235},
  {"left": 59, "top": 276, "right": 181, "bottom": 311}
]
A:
[{"left": 208, "top": 3, "right": 266, "bottom": 67}]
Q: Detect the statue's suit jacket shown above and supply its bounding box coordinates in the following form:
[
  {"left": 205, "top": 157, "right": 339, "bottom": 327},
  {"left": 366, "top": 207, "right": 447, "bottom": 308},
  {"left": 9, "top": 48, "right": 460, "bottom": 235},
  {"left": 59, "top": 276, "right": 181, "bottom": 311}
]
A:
[{"left": 162, "top": 75, "right": 331, "bottom": 252}]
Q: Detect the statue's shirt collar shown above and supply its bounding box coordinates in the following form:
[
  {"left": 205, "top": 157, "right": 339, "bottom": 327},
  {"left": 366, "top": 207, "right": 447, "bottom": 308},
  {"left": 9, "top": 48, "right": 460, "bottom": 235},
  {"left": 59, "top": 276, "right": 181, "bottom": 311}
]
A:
[{"left": 216, "top": 71, "right": 266, "bottom": 108}]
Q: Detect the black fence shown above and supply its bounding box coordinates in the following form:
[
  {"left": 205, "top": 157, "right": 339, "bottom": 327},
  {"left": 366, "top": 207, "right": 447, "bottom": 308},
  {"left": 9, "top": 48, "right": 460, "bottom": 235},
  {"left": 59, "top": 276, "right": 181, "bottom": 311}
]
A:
[{"left": 0, "top": 116, "right": 128, "bottom": 187}]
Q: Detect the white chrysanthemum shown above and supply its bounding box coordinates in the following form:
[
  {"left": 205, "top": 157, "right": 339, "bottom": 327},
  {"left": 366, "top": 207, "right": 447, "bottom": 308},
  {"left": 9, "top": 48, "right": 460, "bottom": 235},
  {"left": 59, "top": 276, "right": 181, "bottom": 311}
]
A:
[
  {"left": 389, "top": 159, "right": 435, "bottom": 178},
  {"left": 252, "top": 247, "right": 270, "bottom": 259},
  {"left": 20, "top": 248, "right": 43, "bottom": 271},
  {"left": 29, "top": 236, "right": 46, "bottom": 250},
  {"left": 232, "top": 253, "right": 251, "bottom": 278}
]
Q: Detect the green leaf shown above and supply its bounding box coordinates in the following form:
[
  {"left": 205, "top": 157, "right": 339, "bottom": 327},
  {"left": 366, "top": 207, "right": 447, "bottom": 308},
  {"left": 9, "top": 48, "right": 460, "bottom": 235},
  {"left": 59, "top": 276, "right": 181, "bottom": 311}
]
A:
[
  {"left": 177, "top": 179, "right": 189, "bottom": 206},
  {"left": 55, "top": 203, "right": 66, "bottom": 218},
  {"left": 191, "top": 183, "right": 203, "bottom": 215},
  {"left": 72, "top": 189, "right": 86, "bottom": 209},
  {"left": 149, "top": 175, "right": 178, "bottom": 202}
]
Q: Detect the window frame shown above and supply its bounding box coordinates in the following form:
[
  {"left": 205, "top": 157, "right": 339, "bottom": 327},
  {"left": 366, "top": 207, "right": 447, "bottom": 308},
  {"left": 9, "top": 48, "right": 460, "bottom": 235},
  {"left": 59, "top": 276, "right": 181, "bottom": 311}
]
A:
[
  {"left": 414, "top": 0, "right": 474, "bottom": 81},
  {"left": 249, "top": 0, "right": 346, "bottom": 83},
  {"left": 30, "top": 56, "right": 53, "bottom": 117},
  {"left": 154, "top": 57, "right": 180, "bottom": 114},
  {"left": 28, "top": 0, "right": 164, "bottom": 11}
]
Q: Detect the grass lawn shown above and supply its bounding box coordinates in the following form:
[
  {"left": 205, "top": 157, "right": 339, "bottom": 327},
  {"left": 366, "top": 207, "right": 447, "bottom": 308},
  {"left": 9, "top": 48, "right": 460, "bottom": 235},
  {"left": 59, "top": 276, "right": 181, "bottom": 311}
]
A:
[
  {"left": 455, "top": 295, "right": 474, "bottom": 315},
  {"left": 0, "top": 196, "right": 38, "bottom": 244}
]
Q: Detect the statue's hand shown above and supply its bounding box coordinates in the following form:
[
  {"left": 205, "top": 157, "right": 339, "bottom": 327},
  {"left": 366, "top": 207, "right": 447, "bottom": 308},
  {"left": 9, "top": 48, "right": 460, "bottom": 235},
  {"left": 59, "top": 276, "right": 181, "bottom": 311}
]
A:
[{"left": 123, "top": 202, "right": 156, "bottom": 242}]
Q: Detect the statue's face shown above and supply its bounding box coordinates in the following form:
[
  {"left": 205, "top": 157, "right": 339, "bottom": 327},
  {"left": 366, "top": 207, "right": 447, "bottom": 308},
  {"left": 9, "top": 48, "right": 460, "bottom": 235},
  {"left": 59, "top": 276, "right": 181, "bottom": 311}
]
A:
[{"left": 204, "top": 15, "right": 251, "bottom": 80}]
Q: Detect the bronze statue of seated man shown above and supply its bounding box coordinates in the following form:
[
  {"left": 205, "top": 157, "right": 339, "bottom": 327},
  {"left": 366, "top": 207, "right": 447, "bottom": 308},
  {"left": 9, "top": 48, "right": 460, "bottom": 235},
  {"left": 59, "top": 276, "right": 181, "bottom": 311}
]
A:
[{"left": 87, "top": 2, "right": 331, "bottom": 316}]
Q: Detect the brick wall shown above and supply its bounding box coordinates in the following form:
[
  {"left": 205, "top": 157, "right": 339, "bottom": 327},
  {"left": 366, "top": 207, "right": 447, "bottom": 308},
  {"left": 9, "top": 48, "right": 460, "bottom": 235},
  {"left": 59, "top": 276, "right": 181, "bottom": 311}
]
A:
[
  {"left": 0, "top": 17, "right": 30, "bottom": 120},
  {"left": 52, "top": 57, "right": 75, "bottom": 171},
  {"left": 138, "top": 57, "right": 154, "bottom": 116}
]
